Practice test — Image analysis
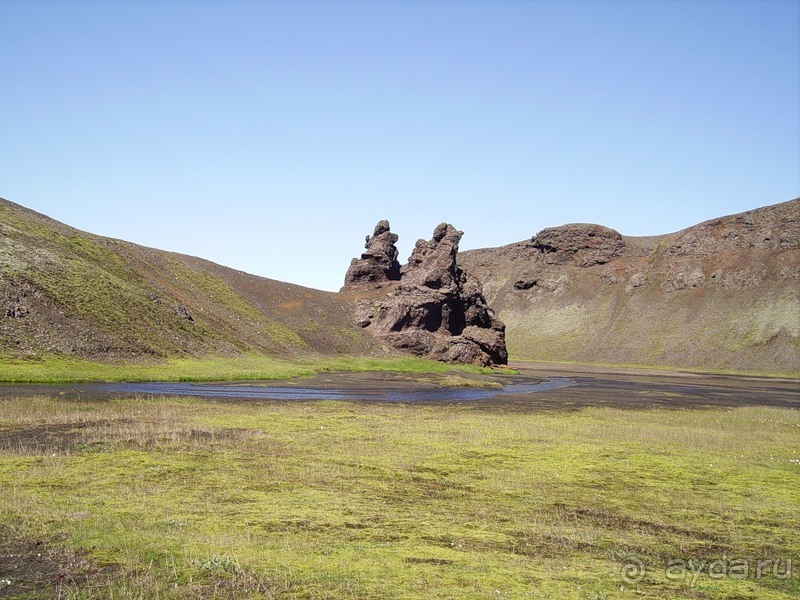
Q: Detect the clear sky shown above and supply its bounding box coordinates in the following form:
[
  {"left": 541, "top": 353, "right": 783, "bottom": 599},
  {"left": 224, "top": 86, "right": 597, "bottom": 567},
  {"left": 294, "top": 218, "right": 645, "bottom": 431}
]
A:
[{"left": 2, "top": 0, "right": 798, "bottom": 291}]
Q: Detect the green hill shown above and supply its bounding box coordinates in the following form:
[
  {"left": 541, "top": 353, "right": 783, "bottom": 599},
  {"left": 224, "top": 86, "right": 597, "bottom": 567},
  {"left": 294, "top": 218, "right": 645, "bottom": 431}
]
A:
[{"left": 0, "top": 198, "right": 375, "bottom": 363}]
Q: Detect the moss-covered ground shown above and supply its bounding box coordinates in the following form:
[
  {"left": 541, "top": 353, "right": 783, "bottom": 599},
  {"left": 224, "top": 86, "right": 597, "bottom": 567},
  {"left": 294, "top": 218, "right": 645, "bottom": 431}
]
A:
[
  {"left": 0, "top": 394, "right": 797, "bottom": 598},
  {"left": 0, "top": 355, "right": 497, "bottom": 384}
]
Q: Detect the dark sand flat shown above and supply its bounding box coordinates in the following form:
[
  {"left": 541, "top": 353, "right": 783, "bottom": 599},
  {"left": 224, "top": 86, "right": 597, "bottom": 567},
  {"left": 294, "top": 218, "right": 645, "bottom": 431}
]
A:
[{"left": 0, "top": 363, "right": 797, "bottom": 412}]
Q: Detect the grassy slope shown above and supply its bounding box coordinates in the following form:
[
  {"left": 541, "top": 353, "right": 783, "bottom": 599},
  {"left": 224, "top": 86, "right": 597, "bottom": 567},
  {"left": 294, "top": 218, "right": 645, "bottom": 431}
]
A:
[
  {"left": 0, "top": 198, "right": 379, "bottom": 365},
  {"left": 460, "top": 199, "right": 800, "bottom": 376},
  {"left": 0, "top": 397, "right": 797, "bottom": 599}
]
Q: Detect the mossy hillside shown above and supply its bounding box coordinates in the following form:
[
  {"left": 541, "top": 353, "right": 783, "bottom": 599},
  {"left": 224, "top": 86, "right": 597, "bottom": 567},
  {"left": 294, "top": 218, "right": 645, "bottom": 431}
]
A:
[
  {"left": 1, "top": 206, "right": 122, "bottom": 272},
  {"left": 33, "top": 260, "right": 206, "bottom": 356},
  {"left": 164, "top": 258, "right": 307, "bottom": 349},
  {"left": 0, "top": 398, "right": 797, "bottom": 598},
  {"left": 498, "top": 283, "right": 800, "bottom": 376},
  {"left": 1, "top": 205, "right": 236, "bottom": 356},
  {"left": 728, "top": 290, "right": 800, "bottom": 349},
  {"left": 1, "top": 199, "right": 375, "bottom": 359}
]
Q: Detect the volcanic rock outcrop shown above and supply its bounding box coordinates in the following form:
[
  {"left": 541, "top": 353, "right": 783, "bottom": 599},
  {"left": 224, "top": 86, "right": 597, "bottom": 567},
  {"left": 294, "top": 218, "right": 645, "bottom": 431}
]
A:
[
  {"left": 344, "top": 222, "right": 507, "bottom": 366},
  {"left": 343, "top": 220, "right": 401, "bottom": 286},
  {"left": 532, "top": 224, "right": 625, "bottom": 266}
]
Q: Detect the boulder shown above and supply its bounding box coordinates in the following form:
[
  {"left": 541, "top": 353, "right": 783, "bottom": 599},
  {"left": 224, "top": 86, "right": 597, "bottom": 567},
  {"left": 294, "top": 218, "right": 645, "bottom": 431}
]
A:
[{"left": 532, "top": 224, "right": 625, "bottom": 266}]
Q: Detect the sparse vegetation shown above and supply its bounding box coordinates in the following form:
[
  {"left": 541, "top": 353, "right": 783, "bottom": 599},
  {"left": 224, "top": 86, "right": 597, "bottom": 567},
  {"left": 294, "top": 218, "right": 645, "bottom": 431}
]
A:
[
  {"left": 163, "top": 260, "right": 308, "bottom": 350},
  {"left": 0, "top": 396, "right": 797, "bottom": 598}
]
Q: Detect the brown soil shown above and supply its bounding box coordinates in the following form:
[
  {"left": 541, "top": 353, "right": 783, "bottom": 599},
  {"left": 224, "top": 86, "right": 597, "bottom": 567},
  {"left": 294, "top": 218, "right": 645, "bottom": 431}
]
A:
[
  {"left": 0, "top": 419, "right": 253, "bottom": 456},
  {"left": 0, "top": 530, "right": 106, "bottom": 599},
  {"left": 0, "top": 422, "right": 97, "bottom": 454}
]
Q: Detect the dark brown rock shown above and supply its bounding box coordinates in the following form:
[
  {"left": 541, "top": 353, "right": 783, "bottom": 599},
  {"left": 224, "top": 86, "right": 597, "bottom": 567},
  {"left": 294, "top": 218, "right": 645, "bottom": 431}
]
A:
[
  {"left": 532, "top": 224, "right": 625, "bottom": 266},
  {"left": 401, "top": 222, "right": 462, "bottom": 289},
  {"left": 666, "top": 200, "right": 800, "bottom": 256},
  {"left": 175, "top": 304, "right": 193, "bottom": 321},
  {"left": 351, "top": 222, "right": 507, "bottom": 366},
  {"left": 2, "top": 280, "right": 30, "bottom": 318},
  {"left": 513, "top": 273, "right": 538, "bottom": 290},
  {"left": 343, "top": 220, "right": 401, "bottom": 287}
]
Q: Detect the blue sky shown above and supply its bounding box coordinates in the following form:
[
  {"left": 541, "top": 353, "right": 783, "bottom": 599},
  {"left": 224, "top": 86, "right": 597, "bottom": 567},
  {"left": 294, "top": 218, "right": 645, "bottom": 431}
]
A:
[{"left": 2, "top": 0, "right": 798, "bottom": 291}]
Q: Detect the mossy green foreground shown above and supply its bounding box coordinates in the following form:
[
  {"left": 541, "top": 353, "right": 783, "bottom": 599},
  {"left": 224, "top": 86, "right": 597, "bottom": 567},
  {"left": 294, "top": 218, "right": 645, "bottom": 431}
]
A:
[
  {"left": 0, "top": 355, "right": 496, "bottom": 383},
  {"left": 0, "top": 394, "right": 798, "bottom": 599}
]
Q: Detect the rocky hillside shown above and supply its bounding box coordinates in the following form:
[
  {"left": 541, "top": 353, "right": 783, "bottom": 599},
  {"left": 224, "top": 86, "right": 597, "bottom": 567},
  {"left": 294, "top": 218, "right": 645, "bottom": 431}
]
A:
[
  {"left": 0, "top": 198, "right": 375, "bottom": 361},
  {"left": 459, "top": 198, "right": 800, "bottom": 375}
]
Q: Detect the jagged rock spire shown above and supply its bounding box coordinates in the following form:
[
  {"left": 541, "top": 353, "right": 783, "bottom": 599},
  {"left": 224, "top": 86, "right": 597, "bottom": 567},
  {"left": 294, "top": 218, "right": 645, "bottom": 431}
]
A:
[{"left": 342, "top": 220, "right": 401, "bottom": 287}]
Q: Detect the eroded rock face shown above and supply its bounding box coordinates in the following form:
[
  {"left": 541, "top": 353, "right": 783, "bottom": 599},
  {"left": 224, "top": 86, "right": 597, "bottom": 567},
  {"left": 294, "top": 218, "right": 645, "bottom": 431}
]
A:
[
  {"left": 345, "top": 222, "right": 507, "bottom": 366},
  {"left": 532, "top": 224, "right": 625, "bottom": 267},
  {"left": 343, "top": 220, "right": 401, "bottom": 286},
  {"left": 666, "top": 201, "right": 800, "bottom": 256}
]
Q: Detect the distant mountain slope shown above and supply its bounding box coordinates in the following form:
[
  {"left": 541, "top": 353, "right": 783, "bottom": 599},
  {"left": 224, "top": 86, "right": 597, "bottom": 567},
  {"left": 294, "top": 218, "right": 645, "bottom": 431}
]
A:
[
  {"left": 0, "top": 198, "right": 374, "bottom": 360},
  {"left": 460, "top": 198, "right": 800, "bottom": 374}
]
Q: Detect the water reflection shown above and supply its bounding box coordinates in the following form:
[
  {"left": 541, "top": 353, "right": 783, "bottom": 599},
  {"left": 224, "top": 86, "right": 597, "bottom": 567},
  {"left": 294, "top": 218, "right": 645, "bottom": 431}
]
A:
[{"left": 101, "top": 377, "right": 576, "bottom": 403}]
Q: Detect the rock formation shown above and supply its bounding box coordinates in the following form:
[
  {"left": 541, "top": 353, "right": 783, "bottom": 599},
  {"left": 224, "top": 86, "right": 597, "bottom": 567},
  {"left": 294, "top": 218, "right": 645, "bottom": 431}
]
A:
[
  {"left": 344, "top": 222, "right": 507, "bottom": 366},
  {"left": 343, "top": 220, "right": 401, "bottom": 286},
  {"left": 532, "top": 224, "right": 625, "bottom": 267}
]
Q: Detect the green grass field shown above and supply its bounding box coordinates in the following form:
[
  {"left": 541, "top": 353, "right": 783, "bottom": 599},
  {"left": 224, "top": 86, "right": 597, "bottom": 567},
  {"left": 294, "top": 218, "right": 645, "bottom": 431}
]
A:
[
  {"left": 0, "top": 394, "right": 797, "bottom": 599},
  {"left": 0, "top": 355, "right": 499, "bottom": 384}
]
